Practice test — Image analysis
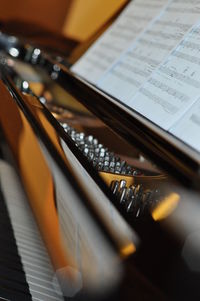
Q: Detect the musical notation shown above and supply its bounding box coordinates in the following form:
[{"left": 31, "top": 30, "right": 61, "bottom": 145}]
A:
[
  {"left": 71, "top": 0, "right": 200, "bottom": 153},
  {"left": 98, "top": 0, "right": 200, "bottom": 103},
  {"left": 170, "top": 99, "right": 200, "bottom": 152},
  {"left": 71, "top": 0, "right": 168, "bottom": 83},
  {"left": 130, "top": 21, "right": 200, "bottom": 132}
]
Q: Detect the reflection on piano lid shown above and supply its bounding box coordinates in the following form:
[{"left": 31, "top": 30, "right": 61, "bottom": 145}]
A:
[{"left": 0, "top": 75, "right": 127, "bottom": 299}]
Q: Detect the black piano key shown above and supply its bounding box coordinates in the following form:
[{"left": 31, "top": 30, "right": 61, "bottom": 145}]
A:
[
  {"left": 0, "top": 273, "right": 30, "bottom": 295},
  {"left": 0, "top": 239, "right": 23, "bottom": 258},
  {"left": 0, "top": 189, "right": 32, "bottom": 300},
  {"left": 0, "top": 264, "right": 31, "bottom": 285},
  {"left": 0, "top": 255, "right": 25, "bottom": 273},
  {"left": 0, "top": 284, "right": 31, "bottom": 301}
]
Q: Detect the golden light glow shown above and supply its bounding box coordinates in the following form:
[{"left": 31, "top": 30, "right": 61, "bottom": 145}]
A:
[
  {"left": 120, "top": 243, "right": 136, "bottom": 258},
  {"left": 152, "top": 193, "right": 180, "bottom": 221},
  {"left": 63, "top": 0, "right": 127, "bottom": 41}
]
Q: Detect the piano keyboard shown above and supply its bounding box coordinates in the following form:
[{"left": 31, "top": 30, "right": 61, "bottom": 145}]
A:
[{"left": 0, "top": 160, "right": 64, "bottom": 301}]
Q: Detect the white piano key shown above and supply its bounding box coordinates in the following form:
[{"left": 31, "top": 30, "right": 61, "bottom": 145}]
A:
[{"left": 0, "top": 160, "right": 64, "bottom": 300}]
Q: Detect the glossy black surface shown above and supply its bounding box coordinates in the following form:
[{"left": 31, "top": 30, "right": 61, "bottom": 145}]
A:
[{"left": 1, "top": 31, "right": 200, "bottom": 301}]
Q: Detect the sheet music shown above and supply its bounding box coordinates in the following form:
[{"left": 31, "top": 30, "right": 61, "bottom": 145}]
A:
[
  {"left": 129, "top": 21, "right": 200, "bottom": 130},
  {"left": 99, "top": 0, "right": 200, "bottom": 103},
  {"left": 71, "top": 0, "right": 168, "bottom": 84},
  {"left": 71, "top": 0, "right": 200, "bottom": 153},
  {"left": 170, "top": 98, "right": 200, "bottom": 152}
]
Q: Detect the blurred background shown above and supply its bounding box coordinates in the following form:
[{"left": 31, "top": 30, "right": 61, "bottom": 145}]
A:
[{"left": 0, "top": 0, "right": 127, "bottom": 42}]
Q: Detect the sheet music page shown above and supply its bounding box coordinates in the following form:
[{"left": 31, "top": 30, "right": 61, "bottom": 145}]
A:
[
  {"left": 170, "top": 98, "right": 200, "bottom": 152},
  {"left": 71, "top": 0, "right": 168, "bottom": 84},
  {"left": 129, "top": 21, "right": 200, "bottom": 130},
  {"left": 99, "top": 0, "right": 200, "bottom": 103}
]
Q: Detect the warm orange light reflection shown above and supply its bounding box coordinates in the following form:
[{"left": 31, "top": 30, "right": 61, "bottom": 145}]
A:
[
  {"left": 120, "top": 243, "right": 136, "bottom": 258},
  {"left": 0, "top": 82, "right": 72, "bottom": 271},
  {"left": 152, "top": 193, "right": 180, "bottom": 221}
]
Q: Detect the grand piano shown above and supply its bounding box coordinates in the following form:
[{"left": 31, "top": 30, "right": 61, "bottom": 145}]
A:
[{"left": 1, "top": 1, "right": 200, "bottom": 300}]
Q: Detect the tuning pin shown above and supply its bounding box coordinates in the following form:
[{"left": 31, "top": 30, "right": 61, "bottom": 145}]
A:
[
  {"left": 119, "top": 180, "right": 127, "bottom": 190},
  {"left": 79, "top": 132, "right": 85, "bottom": 140},
  {"left": 93, "top": 138, "right": 98, "bottom": 146},
  {"left": 60, "top": 123, "right": 144, "bottom": 177},
  {"left": 86, "top": 135, "right": 93, "bottom": 144},
  {"left": 110, "top": 181, "right": 116, "bottom": 193},
  {"left": 112, "top": 181, "right": 120, "bottom": 195},
  {"left": 83, "top": 148, "right": 89, "bottom": 156},
  {"left": 99, "top": 151, "right": 105, "bottom": 158},
  {"left": 126, "top": 198, "right": 136, "bottom": 214},
  {"left": 119, "top": 188, "right": 127, "bottom": 204},
  {"left": 133, "top": 170, "right": 141, "bottom": 176}
]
